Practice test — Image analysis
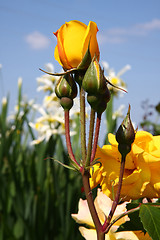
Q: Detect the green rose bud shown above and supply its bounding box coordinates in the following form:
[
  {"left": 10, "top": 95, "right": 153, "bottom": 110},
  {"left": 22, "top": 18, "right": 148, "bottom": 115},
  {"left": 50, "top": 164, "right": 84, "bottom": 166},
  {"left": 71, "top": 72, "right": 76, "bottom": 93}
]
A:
[
  {"left": 55, "top": 74, "right": 77, "bottom": 99},
  {"left": 82, "top": 59, "right": 106, "bottom": 95},
  {"left": 60, "top": 97, "right": 73, "bottom": 110},
  {"left": 116, "top": 105, "right": 135, "bottom": 157},
  {"left": 87, "top": 94, "right": 101, "bottom": 108},
  {"left": 87, "top": 87, "right": 111, "bottom": 114}
]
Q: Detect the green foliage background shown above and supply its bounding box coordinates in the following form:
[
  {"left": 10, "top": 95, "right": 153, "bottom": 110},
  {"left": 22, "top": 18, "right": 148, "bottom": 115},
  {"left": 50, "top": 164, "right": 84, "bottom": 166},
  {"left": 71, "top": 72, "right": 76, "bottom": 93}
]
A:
[
  {"left": 0, "top": 84, "right": 83, "bottom": 240},
  {"left": 1, "top": 79, "right": 160, "bottom": 240}
]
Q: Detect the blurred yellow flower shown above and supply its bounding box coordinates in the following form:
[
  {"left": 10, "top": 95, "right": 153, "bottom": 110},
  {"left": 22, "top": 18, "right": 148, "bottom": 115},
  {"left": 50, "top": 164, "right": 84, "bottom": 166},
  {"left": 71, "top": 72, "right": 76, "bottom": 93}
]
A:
[
  {"left": 102, "top": 61, "right": 130, "bottom": 96},
  {"left": 72, "top": 189, "right": 148, "bottom": 240},
  {"left": 90, "top": 131, "right": 160, "bottom": 200},
  {"left": 54, "top": 20, "right": 100, "bottom": 69}
]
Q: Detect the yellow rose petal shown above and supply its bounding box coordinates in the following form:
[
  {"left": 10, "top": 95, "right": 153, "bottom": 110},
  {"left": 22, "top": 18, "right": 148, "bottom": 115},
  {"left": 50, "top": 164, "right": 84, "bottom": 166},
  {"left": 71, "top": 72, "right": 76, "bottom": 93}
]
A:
[
  {"left": 82, "top": 21, "right": 100, "bottom": 61},
  {"left": 63, "top": 21, "right": 87, "bottom": 68},
  {"left": 54, "top": 45, "right": 62, "bottom": 67},
  {"left": 108, "top": 133, "right": 118, "bottom": 146}
]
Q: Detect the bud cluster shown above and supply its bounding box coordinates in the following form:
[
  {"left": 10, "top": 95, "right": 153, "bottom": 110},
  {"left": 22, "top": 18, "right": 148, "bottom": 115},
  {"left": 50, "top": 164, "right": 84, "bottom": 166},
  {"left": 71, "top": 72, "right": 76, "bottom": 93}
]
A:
[
  {"left": 55, "top": 74, "right": 77, "bottom": 110},
  {"left": 53, "top": 56, "right": 111, "bottom": 113}
]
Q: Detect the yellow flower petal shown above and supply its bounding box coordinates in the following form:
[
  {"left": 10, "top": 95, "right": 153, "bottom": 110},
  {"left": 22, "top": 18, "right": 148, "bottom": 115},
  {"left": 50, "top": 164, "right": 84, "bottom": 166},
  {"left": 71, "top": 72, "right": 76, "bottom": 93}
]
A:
[
  {"left": 63, "top": 21, "right": 87, "bottom": 68},
  {"left": 54, "top": 45, "right": 62, "bottom": 67},
  {"left": 54, "top": 26, "right": 71, "bottom": 69},
  {"left": 71, "top": 199, "right": 94, "bottom": 228},
  {"left": 82, "top": 21, "right": 100, "bottom": 61},
  {"left": 153, "top": 135, "right": 160, "bottom": 149},
  {"left": 134, "top": 131, "right": 153, "bottom": 151},
  {"left": 149, "top": 164, "right": 160, "bottom": 194},
  {"left": 108, "top": 133, "right": 118, "bottom": 146},
  {"left": 115, "top": 231, "right": 139, "bottom": 240},
  {"left": 79, "top": 227, "right": 117, "bottom": 240},
  {"left": 79, "top": 227, "right": 97, "bottom": 240}
]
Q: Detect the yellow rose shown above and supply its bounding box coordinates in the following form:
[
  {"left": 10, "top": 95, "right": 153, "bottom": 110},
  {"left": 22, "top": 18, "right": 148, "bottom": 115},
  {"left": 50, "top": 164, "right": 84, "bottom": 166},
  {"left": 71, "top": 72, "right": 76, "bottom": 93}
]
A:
[
  {"left": 53, "top": 20, "right": 100, "bottom": 70},
  {"left": 90, "top": 131, "right": 160, "bottom": 200}
]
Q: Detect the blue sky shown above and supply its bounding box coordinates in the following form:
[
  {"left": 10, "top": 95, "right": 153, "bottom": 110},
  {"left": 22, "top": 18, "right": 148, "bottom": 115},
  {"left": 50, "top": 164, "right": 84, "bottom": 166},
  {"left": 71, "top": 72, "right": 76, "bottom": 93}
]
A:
[{"left": 0, "top": 0, "right": 160, "bottom": 125}]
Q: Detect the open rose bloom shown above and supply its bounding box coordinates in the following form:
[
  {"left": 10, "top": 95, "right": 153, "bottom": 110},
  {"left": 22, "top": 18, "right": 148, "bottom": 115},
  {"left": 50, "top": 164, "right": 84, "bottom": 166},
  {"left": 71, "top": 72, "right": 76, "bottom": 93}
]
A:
[
  {"left": 72, "top": 189, "right": 150, "bottom": 240},
  {"left": 54, "top": 20, "right": 99, "bottom": 70},
  {"left": 90, "top": 131, "right": 160, "bottom": 200}
]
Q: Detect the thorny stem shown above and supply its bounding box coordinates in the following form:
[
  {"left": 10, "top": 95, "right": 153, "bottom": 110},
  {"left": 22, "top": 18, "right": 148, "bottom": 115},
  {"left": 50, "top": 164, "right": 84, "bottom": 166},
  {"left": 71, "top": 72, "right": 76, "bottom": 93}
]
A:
[
  {"left": 85, "top": 109, "right": 95, "bottom": 167},
  {"left": 80, "top": 86, "right": 86, "bottom": 163},
  {"left": 80, "top": 94, "right": 105, "bottom": 239},
  {"left": 91, "top": 113, "right": 102, "bottom": 163},
  {"left": 82, "top": 170, "right": 105, "bottom": 240},
  {"left": 64, "top": 110, "right": 82, "bottom": 171},
  {"left": 102, "top": 155, "right": 126, "bottom": 232}
]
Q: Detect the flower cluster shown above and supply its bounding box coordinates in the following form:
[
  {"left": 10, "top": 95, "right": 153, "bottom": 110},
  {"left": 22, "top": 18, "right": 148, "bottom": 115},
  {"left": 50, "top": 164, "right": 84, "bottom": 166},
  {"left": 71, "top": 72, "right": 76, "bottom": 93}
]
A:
[{"left": 90, "top": 131, "right": 160, "bottom": 200}]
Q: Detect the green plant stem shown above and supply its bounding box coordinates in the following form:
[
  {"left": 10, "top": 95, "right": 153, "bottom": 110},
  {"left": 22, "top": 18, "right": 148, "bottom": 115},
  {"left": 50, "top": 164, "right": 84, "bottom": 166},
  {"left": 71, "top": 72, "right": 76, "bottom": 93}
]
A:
[
  {"left": 64, "top": 110, "right": 82, "bottom": 170},
  {"left": 80, "top": 86, "right": 86, "bottom": 163},
  {"left": 104, "top": 94, "right": 113, "bottom": 144},
  {"left": 91, "top": 113, "right": 102, "bottom": 163},
  {"left": 82, "top": 170, "right": 105, "bottom": 240},
  {"left": 85, "top": 109, "right": 95, "bottom": 167},
  {"left": 102, "top": 155, "right": 126, "bottom": 232}
]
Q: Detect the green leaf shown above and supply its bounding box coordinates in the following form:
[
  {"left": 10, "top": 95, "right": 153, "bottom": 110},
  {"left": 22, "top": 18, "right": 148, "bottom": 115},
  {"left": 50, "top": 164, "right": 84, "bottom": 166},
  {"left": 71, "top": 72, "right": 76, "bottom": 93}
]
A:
[
  {"left": 13, "top": 217, "right": 24, "bottom": 238},
  {"left": 10, "top": 181, "right": 16, "bottom": 197},
  {"left": 140, "top": 204, "right": 160, "bottom": 240},
  {"left": 54, "top": 158, "right": 78, "bottom": 171}
]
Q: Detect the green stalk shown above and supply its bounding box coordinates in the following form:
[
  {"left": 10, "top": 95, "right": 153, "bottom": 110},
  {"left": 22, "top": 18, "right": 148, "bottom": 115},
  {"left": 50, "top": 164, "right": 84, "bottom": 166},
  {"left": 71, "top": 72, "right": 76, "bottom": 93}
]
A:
[
  {"left": 85, "top": 109, "right": 95, "bottom": 167},
  {"left": 79, "top": 86, "right": 86, "bottom": 163}
]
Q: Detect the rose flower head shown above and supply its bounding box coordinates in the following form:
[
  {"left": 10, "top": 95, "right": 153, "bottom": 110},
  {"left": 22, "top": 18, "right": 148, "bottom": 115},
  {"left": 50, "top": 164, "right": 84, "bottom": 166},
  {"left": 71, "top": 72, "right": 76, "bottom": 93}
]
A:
[
  {"left": 54, "top": 20, "right": 99, "bottom": 70},
  {"left": 90, "top": 131, "right": 160, "bottom": 200}
]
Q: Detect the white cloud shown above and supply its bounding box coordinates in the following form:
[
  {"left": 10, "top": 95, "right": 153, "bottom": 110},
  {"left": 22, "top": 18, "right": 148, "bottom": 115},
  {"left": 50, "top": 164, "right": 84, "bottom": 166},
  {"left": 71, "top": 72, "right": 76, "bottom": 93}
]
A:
[
  {"left": 99, "top": 19, "right": 160, "bottom": 44},
  {"left": 98, "top": 33, "right": 125, "bottom": 44},
  {"left": 136, "top": 19, "right": 160, "bottom": 31},
  {"left": 25, "top": 31, "right": 50, "bottom": 50}
]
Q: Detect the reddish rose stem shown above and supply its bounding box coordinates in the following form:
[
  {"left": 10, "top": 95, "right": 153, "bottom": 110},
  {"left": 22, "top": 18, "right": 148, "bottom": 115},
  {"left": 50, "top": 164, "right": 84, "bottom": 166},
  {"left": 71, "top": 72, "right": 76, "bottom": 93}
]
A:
[
  {"left": 64, "top": 110, "right": 82, "bottom": 170},
  {"left": 91, "top": 113, "right": 102, "bottom": 163},
  {"left": 85, "top": 109, "right": 95, "bottom": 167},
  {"left": 82, "top": 170, "right": 105, "bottom": 240},
  {"left": 102, "top": 156, "right": 126, "bottom": 231}
]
